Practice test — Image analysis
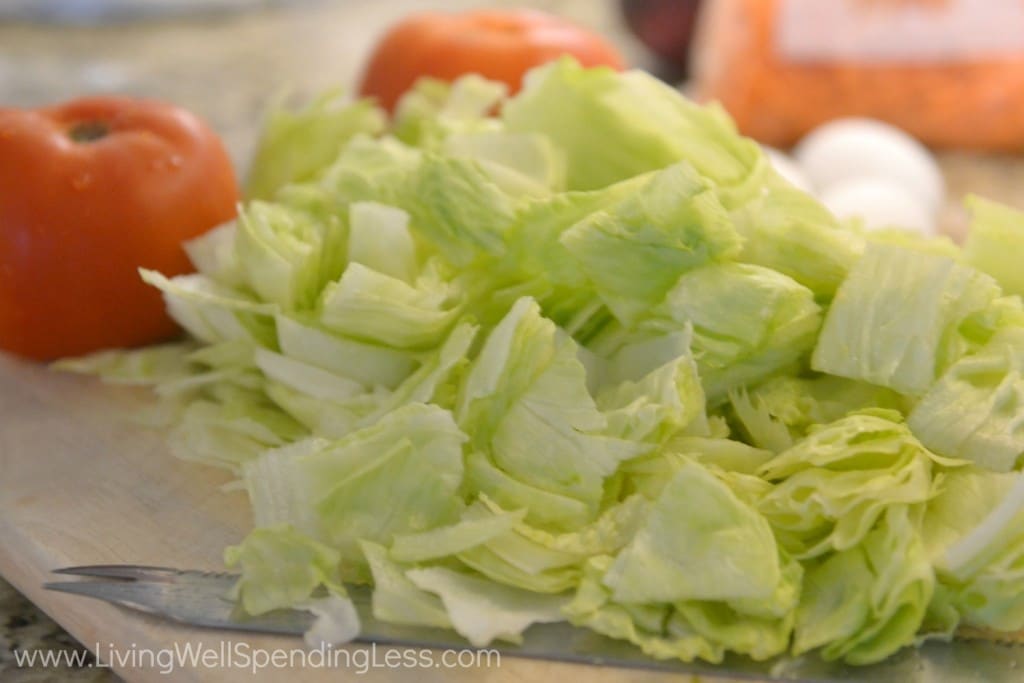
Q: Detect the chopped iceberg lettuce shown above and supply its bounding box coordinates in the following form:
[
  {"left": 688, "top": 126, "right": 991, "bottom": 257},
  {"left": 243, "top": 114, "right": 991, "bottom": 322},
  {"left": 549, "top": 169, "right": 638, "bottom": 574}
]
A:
[
  {"left": 758, "top": 411, "right": 946, "bottom": 559},
  {"left": 793, "top": 506, "right": 934, "bottom": 665},
  {"left": 641, "top": 263, "right": 822, "bottom": 404},
  {"left": 457, "top": 298, "right": 642, "bottom": 528},
  {"left": 504, "top": 57, "right": 767, "bottom": 206},
  {"left": 922, "top": 469, "right": 1024, "bottom": 632},
  {"left": 246, "top": 91, "right": 386, "bottom": 200},
  {"left": 812, "top": 244, "right": 1001, "bottom": 396},
  {"left": 909, "top": 327, "right": 1024, "bottom": 472},
  {"left": 560, "top": 162, "right": 741, "bottom": 325},
  {"left": 964, "top": 195, "right": 1024, "bottom": 297},
  {"left": 733, "top": 186, "right": 864, "bottom": 300},
  {"left": 54, "top": 62, "right": 1024, "bottom": 666}
]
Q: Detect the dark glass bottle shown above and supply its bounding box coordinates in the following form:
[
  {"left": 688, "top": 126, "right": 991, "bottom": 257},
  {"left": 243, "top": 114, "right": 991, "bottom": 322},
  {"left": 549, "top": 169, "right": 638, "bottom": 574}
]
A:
[{"left": 621, "top": 0, "right": 703, "bottom": 80}]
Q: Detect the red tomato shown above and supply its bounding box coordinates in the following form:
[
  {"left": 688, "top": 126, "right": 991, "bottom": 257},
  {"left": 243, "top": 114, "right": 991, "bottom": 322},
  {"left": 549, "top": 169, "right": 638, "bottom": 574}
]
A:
[
  {"left": 0, "top": 96, "right": 239, "bottom": 361},
  {"left": 358, "top": 9, "right": 626, "bottom": 112}
]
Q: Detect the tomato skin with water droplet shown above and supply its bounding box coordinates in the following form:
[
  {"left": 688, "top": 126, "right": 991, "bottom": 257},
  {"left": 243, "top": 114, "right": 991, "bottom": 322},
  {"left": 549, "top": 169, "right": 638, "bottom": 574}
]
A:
[{"left": 0, "top": 96, "right": 239, "bottom": 361}]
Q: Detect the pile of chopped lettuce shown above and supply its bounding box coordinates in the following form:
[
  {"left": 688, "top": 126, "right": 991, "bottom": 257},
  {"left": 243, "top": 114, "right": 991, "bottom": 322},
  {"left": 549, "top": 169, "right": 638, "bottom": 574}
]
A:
[{"left": 58, "top": 58, "right": 1024, "bottom": 665}]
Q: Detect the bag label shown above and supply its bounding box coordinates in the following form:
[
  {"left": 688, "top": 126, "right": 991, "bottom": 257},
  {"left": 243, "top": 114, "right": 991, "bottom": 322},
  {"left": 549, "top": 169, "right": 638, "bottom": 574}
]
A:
[{"left": 777, "top": 0, "right": 1024, "bottom": 63}]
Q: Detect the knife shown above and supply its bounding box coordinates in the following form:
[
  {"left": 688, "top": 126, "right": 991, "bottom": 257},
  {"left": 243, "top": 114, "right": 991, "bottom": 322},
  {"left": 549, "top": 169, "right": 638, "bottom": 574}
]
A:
[{"left": 44, "top": 564, "right": 1023, "bottom": 683}]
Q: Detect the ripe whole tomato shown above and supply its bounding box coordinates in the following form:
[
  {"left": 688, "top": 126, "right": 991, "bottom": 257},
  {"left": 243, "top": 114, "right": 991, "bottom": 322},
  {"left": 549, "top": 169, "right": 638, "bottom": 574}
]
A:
[
  {"left": 0, "top": 96, "right": 239, "bottom": 361},
  {"left": 358, "top": 9, "right": 626, "bottom": 112}
]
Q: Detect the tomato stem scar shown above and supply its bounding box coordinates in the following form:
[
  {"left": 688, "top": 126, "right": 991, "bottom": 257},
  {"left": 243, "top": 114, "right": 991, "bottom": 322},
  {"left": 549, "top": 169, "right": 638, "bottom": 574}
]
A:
[{"left": 68, "top": 121, "right": 111, "bottom": 143}]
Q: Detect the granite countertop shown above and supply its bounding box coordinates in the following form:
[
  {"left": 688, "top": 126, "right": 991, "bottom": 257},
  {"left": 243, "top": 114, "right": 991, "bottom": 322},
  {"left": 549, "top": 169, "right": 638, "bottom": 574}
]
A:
[
  {"left": 2, "top": 1, "right": 1024, "bottom": 680},
  {"left": 0, "top": 578, "right": 111, "bottom": 682}
]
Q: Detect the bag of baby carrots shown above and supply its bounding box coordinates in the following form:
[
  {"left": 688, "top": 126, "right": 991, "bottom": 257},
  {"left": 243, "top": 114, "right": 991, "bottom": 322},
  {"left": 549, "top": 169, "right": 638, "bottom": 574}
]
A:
[{"left": 690, "top": 0, "right": 1024, "bottom": 150}]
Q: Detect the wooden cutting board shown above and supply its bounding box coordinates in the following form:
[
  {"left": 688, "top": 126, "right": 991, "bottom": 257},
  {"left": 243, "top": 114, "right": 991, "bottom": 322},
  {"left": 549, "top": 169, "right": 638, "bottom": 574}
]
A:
[{"left": 0, "top": 354, "right": 703, "bottom": 683}]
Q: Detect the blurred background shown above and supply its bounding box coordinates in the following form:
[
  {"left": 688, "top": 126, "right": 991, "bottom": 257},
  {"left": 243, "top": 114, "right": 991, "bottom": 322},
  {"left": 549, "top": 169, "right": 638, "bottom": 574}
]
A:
[
  {"left": 4, "top": 0, "right": 1023, "bottom": 240},
  {"left": 0, "top": 0, "right": 651, "bottom": 167},
  {"left": 3, "top": 0, "right": 1024, "bottom": 234}
]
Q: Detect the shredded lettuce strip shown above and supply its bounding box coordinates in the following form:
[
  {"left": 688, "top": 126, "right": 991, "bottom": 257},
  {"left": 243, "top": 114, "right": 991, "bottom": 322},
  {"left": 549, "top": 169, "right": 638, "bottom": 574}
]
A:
[{"left": 55, "top": 58, "right": 1024, "bottom": 665}]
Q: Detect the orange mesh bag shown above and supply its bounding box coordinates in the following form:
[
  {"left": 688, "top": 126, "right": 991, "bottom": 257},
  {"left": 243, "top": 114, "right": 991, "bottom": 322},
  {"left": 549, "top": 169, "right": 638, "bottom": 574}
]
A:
[{"left": 691, "top": 0, "right": 1024, "bottom": 150}]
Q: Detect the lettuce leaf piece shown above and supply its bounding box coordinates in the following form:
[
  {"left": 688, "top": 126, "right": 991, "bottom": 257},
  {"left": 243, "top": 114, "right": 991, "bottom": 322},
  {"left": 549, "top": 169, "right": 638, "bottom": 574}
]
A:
[
  {"left": 452, "top": 506, "right": 584, "bottom": 594},
  {"left": 457, "top": 298, "right": 642, "bottom": 528},
  {"left": 568, "top": 548, "right": 797, "bottom": 664},
  {"left": 394, "top": 75, "right": 567, "bottom": 197},
  {"left": 812, "top": 244, "right": 1001, "bottom": 396},
  {"left": 500, "top": 184, "right": 638, "bottom": 293},
  {"left": 502, "top": 174, "right": 650, "bottom": 278},
  {"left": 140, "top": 271, "right": 276, "bottom": 346},
  {"left": 390, "top": 503, "right": 528, "bottom": 563},
  {"left": 793, "top": 506, "right": 934, "bottom": 665},
  {"left": 398, "top": 154, "right": 514, "bottom": 266},
  {"left": 671, "top": 602, "right": 791, "bottom": 663},
  {"left": 615, "top": 449, "right": 689, "bottom": 501},
  {"left": 597, "top": 325, "right": 709, "bottom": 443},
  {"left": 316, "top": 134, "right": 422, "bottom": 209},
  {"left": 246, "top": 91, "right": 386, "bottom": 200},
  {"left": 464, "top": 450, "right": 594, "bottom": 532},
  {"left": 263, "top": 319, "right": 475, "bottom": 439},
  {"left": 226, "top": 524, "right": 366, "bottom": 651},
  {"left": 262, "top": 383, "right": 382, "bottom": 439},
  {"left": 393, "top": 75, "right": 506, "bottom": 149},
  {"left": 666, "top": 436, "right": 775, "bottom": 475},
  {"left": 184, "top": 339, "right": 255, "bottom": 372},
  {"left": 275, "top": 314, "right": 417, "bottom": 390},
  {"left": 968, "top": 294, "right": 1024, "bottom": 344},
  {"left": 729, "top": 375, "right": 909, "bottom": 453},
  {"left": 503, "top": 58, "right": 767, "bottom": 207},
  {"left": 53, "top": 342, "right": 197, "bottom": 386},
  {"left": 598, "top": 355, "right": 706, "bottom": 443},
  {"left": 234, "top": 201, "right": 347, "bottom": 311},
  {"left": 224, "top": 524, "right": 345, "bottom": 615},
  {"left": 225, "top": 525, "right": 361, "bottom": 647},
  {"left": 347, "top": 201, "right": 417, "bottom": 283},
  {"left": 560, "top": 162, "right": 741, "bottom": 326},
  {"left": 168, "top": 388, "right": 307, "bottom": 473},
  {"left": 964, "top": 195, "right": 1024, "bottom": 297},
  {"left": 454, "top": 495, "right": 648, "bottom": 594},
  {"left": 758, "top": 411, "right": 944, "bottom": 559},
  {"left": 369, "top": 320, "right": 476, "bottom": 415},
  {"left": 922, "top": 469, "right": 1024, "bottom": 631},
  {"left": 727, "top": 387, "right": 794, "bottom": 454},
  {"left": 565, "top": 556, "right": 724, "bottom": 664},
  {"left": 255, "top": 348, "right": 364, "bottom": 402},
  {"left": 318, "top": 262, "right": 459, "bottom": 350},
  {"left": 924, "top": 470, "right": 1020, "bottom": 569},
  {"left": 444, "top": 130, "right": 567, "bottom": 198},
  {"left": 405, "top": 566, "right": 569, "bottom": 647},
  {"left": 672, "top": 550, "right": 801, "bottom": 661},
  {"left": 501, "top": 494, "right": 649, "bottom": 559},
  {"left": 460, "top": 176, "right": 645, "bottom": 337},
  {"left": 183, "top": 221, "right": 244, "bottom": 287},
  {"left": 455, "top": 545, "right": 580, "bottom": 595},
  {"left": 241, "top": 403, "right": 466, "bottom": 578},
  {"left": 863, "top": 227, "right": 961, "bottom": 260},
  {"left": 603, "top": 459, "right": 782, "bottom": 604},
  {"left": 297, "top": 405, "right": 467, "bottom": 534},
  {"left": 908, "top": 327, "right": 1024, "bottom": 472},
  {"left": 641, "top": 263, "right": 822, "bottom": 404},
  {"left": 360, "top": 541, "right": 452, "bottom": 630},
  {"left": 733, "top": 186, "right": 864, "bottom": 299},
  {"left": 600, "top": 327, "right": 691, "bottom": 387},
  {"left": 260, "top": 319, "right": 456, "bottom": 438},
  {"left": 299, "top": 593, "right": 362, "bottom": 649}
]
